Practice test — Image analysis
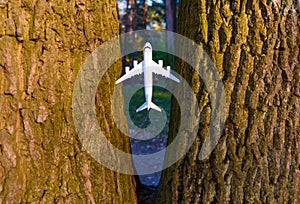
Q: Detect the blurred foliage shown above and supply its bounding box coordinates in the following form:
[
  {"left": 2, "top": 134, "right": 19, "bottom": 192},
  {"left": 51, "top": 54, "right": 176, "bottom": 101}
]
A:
[
  {"left": 125, "top": 50, "right": 174, "bottom": 68},
  {"left": 118, "top": 0, "right": 166, "bottom": 31},
  {"left": 148, "top": 1, "right": 166, "bottom": 30}
]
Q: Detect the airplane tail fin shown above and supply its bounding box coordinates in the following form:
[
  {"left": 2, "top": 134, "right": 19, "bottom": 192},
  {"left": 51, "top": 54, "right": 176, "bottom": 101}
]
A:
[{"left": 136, "top": 102, "right": 161, "bottom": 112}]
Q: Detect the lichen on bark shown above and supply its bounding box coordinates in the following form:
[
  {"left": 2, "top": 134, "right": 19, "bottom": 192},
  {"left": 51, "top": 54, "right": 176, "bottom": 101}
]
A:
[
  {"left": 157, "top": 0, "right": 300, "bottom": 203},
  {"left": 0, "top": 0, "right": 137, "bottom": 203}
]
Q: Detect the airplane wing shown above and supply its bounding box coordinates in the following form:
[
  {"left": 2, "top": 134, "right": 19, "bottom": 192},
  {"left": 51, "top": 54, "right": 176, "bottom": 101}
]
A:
[
  {"left": 151, "top": 61, "right": 180, "bottom": 83},
  {"left": 116, "top": 61, "right": 143, "bottom": 84}
]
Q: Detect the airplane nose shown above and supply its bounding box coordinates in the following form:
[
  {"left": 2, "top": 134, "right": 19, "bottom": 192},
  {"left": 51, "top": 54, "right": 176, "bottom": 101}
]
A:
[{"left": 144, "top": 42, "right": 152, "bottom": 51}]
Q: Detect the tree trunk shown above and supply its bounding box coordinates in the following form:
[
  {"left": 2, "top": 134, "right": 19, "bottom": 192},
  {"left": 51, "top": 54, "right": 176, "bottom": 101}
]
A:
[
  {"left": 133, "top": 0, "right": 137, "bottom": 30},
  {"left": 0, "top": 0, "right": 137, "bottom": 203},
  {"left": 157, "top": 0, "right": 300, "bottom": 203},
  {"left": 142, "top": 0, "right": 148, "bottom": 29},
  {"left": 165, "top": 0, "right": 177, "bottom": 66},
  {"left": 125, "top": 0, "right": 133, "bottom": 33},
  {"left": 165, "top": 0, "right": 176, "bottom": 32}
]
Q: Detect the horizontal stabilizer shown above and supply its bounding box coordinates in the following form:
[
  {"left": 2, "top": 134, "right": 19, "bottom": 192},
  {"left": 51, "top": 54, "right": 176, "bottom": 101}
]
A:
[
  {"left": 136, "top": 102, "right": 161, "bottom": 112},
  {"left": 136, "top": 102, "right": 147, "bottom": 112},
  {"left": 149, "top": 102, "right": 161, "bottom": 112}
]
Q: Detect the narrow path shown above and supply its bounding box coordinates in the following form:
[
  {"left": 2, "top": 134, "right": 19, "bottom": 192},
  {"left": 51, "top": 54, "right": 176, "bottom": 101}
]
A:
[{"left": 130, "top": 130, "right": 168, "bottom": 186}]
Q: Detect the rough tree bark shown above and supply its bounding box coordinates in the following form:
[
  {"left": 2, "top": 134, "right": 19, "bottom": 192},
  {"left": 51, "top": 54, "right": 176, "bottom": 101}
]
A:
[
  {"left": 0, "top": 0, "right": 137, "bottom": 203},
  {"left": 157, "top": 0, "right": 299, "bottom": 203}
]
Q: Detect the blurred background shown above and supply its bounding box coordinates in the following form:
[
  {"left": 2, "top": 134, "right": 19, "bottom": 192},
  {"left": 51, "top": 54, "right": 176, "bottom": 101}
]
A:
[
  {"left": 116, "top": 0, "right": 180, "bottom": 187},
  {"left": 117, "top": 0, "right": 178, "bottom": 32}
]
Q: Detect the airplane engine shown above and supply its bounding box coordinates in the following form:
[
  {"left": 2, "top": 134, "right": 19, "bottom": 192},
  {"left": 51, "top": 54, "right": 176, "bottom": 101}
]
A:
[
  {"left": 133, "top": 60, "right": 138, "bottom": 68},
  {"left": 158, "top": 60, "right": 163, "bottom": 67},
  {"left": 125, "top": 66, "right": 130, "bottom": 73},
  {"left": 167, "top": 66, "right": 171, "bottom": 74}
]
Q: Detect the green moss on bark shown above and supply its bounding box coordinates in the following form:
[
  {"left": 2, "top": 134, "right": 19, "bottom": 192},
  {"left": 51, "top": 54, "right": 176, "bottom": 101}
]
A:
[{"left": 0, "top": 0, "right": 137, "bottom": 203}]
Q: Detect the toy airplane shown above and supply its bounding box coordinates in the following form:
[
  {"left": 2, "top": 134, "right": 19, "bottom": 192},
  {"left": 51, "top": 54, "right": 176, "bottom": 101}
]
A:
[{"left": 116, "top": 42, "right": 180, "bottom": 112}]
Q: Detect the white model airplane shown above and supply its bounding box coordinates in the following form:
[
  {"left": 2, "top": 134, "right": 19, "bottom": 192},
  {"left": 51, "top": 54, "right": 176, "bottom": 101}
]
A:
[{"left": 116, "top": 42, "right": 180, "bottom": 112}]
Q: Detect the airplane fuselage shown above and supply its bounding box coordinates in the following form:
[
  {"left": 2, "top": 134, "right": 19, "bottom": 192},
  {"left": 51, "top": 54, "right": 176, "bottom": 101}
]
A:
[
  {"left": 115, "top": 42, "right": 179, "bottom": 112},
  {"left": 143, "top": 45, "right": 153, "bottom": 110}
]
